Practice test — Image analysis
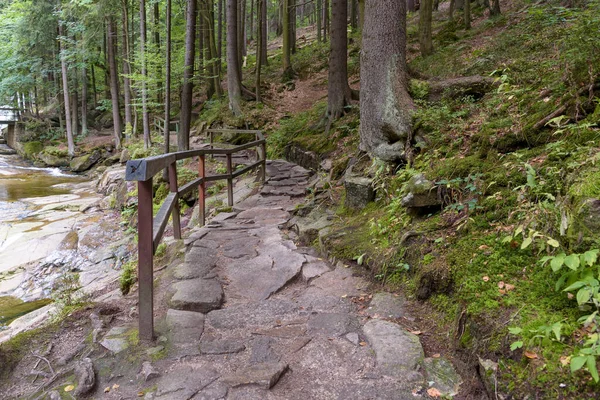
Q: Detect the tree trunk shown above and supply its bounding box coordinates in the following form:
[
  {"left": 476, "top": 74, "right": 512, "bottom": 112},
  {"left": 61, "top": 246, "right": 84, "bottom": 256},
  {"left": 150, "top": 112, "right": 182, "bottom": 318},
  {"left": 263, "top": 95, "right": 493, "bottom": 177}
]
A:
[
  {"left": 490, "top": 0, "right": 501, "bottom": 16},
  {"left": 237, "top": 0, "right": 244, "bottom": 69},
  {"left": 91, "top": 63, "right": 98, "bottom": 109},
  {"left": 122, "top": 1, "right": 133, "bottom": 134},
  {"left": 71, "top": 73, "right": 79, "bottom": 138},
  {"left": 81, "top": 66, "right": 88, "bottom": 135},
  {"left": 358, "top": 0, "right": 364, "bottom": 32},
  {"left": 282, "top": 0, "right": 293, "bottom": 77},
  {"left": 326, "top": 0, "right": 351, "bottom": 124},
  {"left": 464, "top": 0, "right": 471, "bottom": 29},
  {"left": 154, "top": 1, "right": 163, "bottom": 106},
  {"left": 256, "top": 0, "right": 263, "bottom": 101},
  {"left": 140, "top": 0, "right": 151, "bottom": 149},
  {"left": 165, "top": 0, "right": 172, "bottom": 160},
  {"left": 59, "top": 22, "right": 75, "bottom": 156},
  {"left": 290, "top": 0, "right": 296, "bottom": 54},
  {"left": 350, "top": 0, "right": 357, "bottom": 31},
  {"left": 107, "top": 17, "right": 123, "bottom": 149},
  {"left": 419, "top": 0, "right": 433, "bottom": 56},
  {"left": 260, "top": 0, "right": 268, "bottom": 65},
  {"left": 179, "top": 0, "right": 197, "bottom": 151},
  {"left": 449, "top": 0, "right": 455, "bottom": 21},
  {"left": 218, "top": 0, "right": 223, "bottom": 60},
  {"left": 317, "top": 0, "right": 322, "bottom": 41},
  {"left": 208, "top": 0, "right": 223, "bottom": 96},
  {"left": 227, "top": 0, "right": 242, "bottom": 115},
  {"left": 360, "top": 0, "right": 415, "bottom": 162},
  {"left": 407, "top": 0, "right": 416, "bottom": 12},
  {"left": 249, "top": 0, "right": 254, "bottom": 41},
  {"left": 323, "top": 0, "right": 329, "bottom": 41}
]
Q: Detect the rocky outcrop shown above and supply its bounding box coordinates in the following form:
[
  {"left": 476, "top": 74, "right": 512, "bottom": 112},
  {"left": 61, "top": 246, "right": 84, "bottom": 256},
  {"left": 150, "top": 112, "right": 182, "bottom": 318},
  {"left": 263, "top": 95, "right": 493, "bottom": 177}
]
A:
[
  {"left": 70, "top": 150, "right": 102, "bottom": 172},
  {"left": 38, "top": 152, "right": 69, "bottom": 167},
  {"left": 401, "top": 173, "right": 442, "bottom": 210},
  {"left": 344, "top": 165, "right": 375, "bottom": 209}
]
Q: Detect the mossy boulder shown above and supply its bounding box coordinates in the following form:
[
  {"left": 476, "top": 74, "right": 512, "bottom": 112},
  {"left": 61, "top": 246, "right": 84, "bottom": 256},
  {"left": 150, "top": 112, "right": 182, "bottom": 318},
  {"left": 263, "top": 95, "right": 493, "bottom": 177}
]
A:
[
  {"left": 38, "top": 152, "right": 69, "bottom": 167},
  {"left": 70, "top": 150, "right": 102, "bottom": 172},
  {"left": 401, "top": 173, "right": 442, "bottom": 209},
  {"left": 21, "top": 141, "right": 43, "bottom": 160}
]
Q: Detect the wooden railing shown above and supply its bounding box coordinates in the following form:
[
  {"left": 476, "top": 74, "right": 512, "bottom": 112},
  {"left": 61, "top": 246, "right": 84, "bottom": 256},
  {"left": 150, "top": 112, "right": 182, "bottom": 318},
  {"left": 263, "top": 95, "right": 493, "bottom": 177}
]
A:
[
  {"left": 153, "top": 116, "right": 179, "bottom": 135},
  {"left": 125, "top": 129, "right": 266, "bottom": 340}
]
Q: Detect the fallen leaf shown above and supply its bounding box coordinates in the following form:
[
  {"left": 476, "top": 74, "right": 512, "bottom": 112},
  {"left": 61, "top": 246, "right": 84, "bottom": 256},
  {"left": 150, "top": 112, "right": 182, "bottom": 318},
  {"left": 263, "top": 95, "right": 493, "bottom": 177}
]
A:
[
  {"left": 499, "top": 289, "right": 507, "bottom": 295},
  {"left": 505, "top": 283, "right": 515, "bottom": 291},
  {"left": 498, "top": 281, "right": 505, "bottom": 289},
  {"left": 64, "top": 385, "right": 75, "bottom": 392},
  {"left": 499, "top": 274, "right": 504, "bottom": 278},
  {"left": 432, "top": 353, "right": 441, "bottom": 358},
  {"left": 341, "top": 294, "right": 348, "bottom": 298},
  {"left": 359, "top": 341, "right": 367, "bottom": 346},
  {"left": 524, "top": 351, "right": 538, "bottom": 359},
  {"left": 483, "top": 276, "right": 490, "bottom": 282},
  {"left": 567, "top": 293, "right": 574, "bottom": 299},
  {"left": 104, "top": 387, "right": 111, "bottom": 393},
  {"left": 560, "top": 356, "right": 570, "bottom": 366},
  {"left": 410, "top": 330, "right": 423, "bottom": 335},
  {"left": 479, "top": 245, "right": 490, "bottom": 250},
  {"left": 112, "top": 384, "right": 120, "bottom": 390},
  {"left": 138, "top": 391, "right": 145, "bottom": 397},
  {"left": 427, "top": 388, "right": 442, "bottom": 397}
]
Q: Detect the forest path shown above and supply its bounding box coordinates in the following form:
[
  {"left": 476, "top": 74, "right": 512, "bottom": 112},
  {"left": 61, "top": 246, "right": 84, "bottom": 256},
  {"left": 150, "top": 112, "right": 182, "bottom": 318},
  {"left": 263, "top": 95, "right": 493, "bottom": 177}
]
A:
[{"left": 132, "top": 160, "right": 454, "bottom": 399}]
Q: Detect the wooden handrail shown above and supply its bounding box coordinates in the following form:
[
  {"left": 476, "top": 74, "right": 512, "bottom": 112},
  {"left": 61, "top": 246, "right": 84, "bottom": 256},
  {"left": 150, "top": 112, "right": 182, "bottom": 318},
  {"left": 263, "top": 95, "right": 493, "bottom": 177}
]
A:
[{"left": 125, "top": 129, "right": 267, "bottom": 340}]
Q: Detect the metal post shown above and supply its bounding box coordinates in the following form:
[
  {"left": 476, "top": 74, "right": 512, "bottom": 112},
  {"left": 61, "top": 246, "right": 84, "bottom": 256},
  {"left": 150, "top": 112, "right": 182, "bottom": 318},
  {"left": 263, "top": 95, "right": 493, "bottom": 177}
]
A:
[
  {"left": 137, "top": 179, "right": 154, "bottom": 341},
  {"left": 226, "top": 153, "right": 233, "bottom": 207},
  {"left": 198, "top": 155, "right": 206, "bottom": 226},
  {"left": 168, "top": 162, "right": 181, "bottom": 240}
]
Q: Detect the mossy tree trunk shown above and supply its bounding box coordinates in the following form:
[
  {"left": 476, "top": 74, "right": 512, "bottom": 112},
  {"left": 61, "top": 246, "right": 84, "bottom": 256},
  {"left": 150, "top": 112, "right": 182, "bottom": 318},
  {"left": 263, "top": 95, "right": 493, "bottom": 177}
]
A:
[
  {"left": 325, "top": 0, "right": 352, "bottom": 124},
  {"left": 359, "top": 0, "right": 415, "bottom": 162},
  {"left": 227, "top": 0, "right": 242, "bottom": 115},
  {"left": 464, "top": 0, "right": 471, "bottom": 29},
  {"left": 419, "top": 0, "right": 433, "bottom": 56},
  {"left": 179, "top": 0, "right": 197, "bottom": 151}
]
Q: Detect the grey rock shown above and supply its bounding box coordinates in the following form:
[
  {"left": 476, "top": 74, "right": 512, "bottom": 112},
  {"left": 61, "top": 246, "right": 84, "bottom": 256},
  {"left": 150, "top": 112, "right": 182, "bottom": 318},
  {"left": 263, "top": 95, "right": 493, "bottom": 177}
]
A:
[
  {"left": 191, "top": 382, "right": 229, "bottom": 400},
  {"left": 345, "top": 332, "right": 360, "bottom": 345},
  {"left": 173, "top": 261, "right": 217, "bottom": 280},
  {"left": 70, "top": 150, "right": 102, "bottom": 172},
  {"left": 362, "top": 319, "right": 425, "bottom": 381},
  {"left": 0, "top": 145, "right": 16, "bottom": 155},
  {"left": 100, "top": 326, "right": 131, "bottom": 354},
  {"left": 184, "top": 246, "right": 218, "bottom": 266},
  {"left": 207, "top": 300, "right": 299, "bottom": 330},
  {"left": 48, "top": 391, "right": 61, "bottom": 400},
  {"left": 56, "top": 342, "right": 86, "bottom": 366},
  {"left": 155, "top": 366, "right": 219, "bottom": 399},
  {"left": 574, "top": 198, "right": 600, "bottom": 237},
  {"left": 221, "top": 237, "right": 260, "bottom": 259},
  {"left": 344, "top": 174, "right": 375, "bottom": 209},
  {"left": 140, "top": 361, "right": 161, "bottom": 381},
  {"left": 166, "top": 308, "right": 205, "bottom": 343},
  {"left": 307, "top": 313, "right": 360, "bottom": 337},
  {"left": 251, "top": 337, "right": 279, "bottom": 364},
  {"left": 401, "top": 174, "right": 441, "bottom": 209},
  {"left": 146, "top": 346, "right": 165, "bottom": 357},
  {"left": 423, "top": 357, "right": 462, "bottom": 397},
  {"left": 168, "top": 278, "right": 223, "bottom": 313},
  {"left": 478, "top": 357, "right": 498, "bottom": 400},
  {"left": 74, "top": 358, "right": 95, "bottom": 396},
  {"left": 311, "top": 266, "right": 369, "bottom": 298},
  {"left": 367, "top": 292, "right": 406, "bottom": 319},
  {"left": 200, "top": 339, "right": 246, "bottom": 355},
  {"left": 119, "top": 149, "right": 130, "bottom": 163},
  {"left": 301, "top": 255, "right": 331, "bottom": 281},
  {"left": 39, "top": 152, "right": 69, "bottom": 167},
  {"left": 222, "top": 362, "right": 288, "bottom": 389}
]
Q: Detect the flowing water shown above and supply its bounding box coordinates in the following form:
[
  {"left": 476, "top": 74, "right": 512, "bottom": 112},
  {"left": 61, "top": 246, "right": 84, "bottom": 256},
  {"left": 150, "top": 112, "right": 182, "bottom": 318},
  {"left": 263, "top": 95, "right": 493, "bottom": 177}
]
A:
[{"left": 0, "top": 153, "right": 83, "bottom": 329}]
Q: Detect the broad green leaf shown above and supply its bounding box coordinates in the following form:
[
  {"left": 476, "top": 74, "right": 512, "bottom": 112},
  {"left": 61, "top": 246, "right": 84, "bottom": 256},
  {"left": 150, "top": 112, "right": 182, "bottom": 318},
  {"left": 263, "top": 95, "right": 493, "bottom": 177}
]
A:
[
  {"left": 587, "top": 356, "right": 599, "bottom": 382},
  {"left": 515, "top": 226, "right": 524, "bottom": 236},
  {"left": 570, "top": 356, "right": 587, "bottom": 372},
  {"left": 563, "top": 281, "right": 586, "bottom": 292},
  {"left": 508, "top": 327, "right": 522, "bottom": 335},
  {"left": 555, "top": 273, "right": 568, "bottom": 291},
  {"left": 564, "top": 254, "right": 580, "bottom": 271},
  {"left": 584, "top": 250, "right": 599, "bottom": 267},
  {"left": 510, "top": 341, "right": 523, "bottom": 351},
  {"left": 501, "top": 236, "right": 513, "bottom": 244},
  {"left": 547, "top": 238, "right": 560, "bottom": 248},
  {"left": 540, "top": 256, "right": 553, "bottom": 265},
  {"left": 552, "top": 323, "right": 562, "bottom": 341},
  {"left": 577, "top": 288, "right": 592, "bottom": 306},
  {"left": 551, "top": 254, "right": 566, "bottom": 272},
  {"left": 521, "top": 237, "right": 533, "bottom": 250}
]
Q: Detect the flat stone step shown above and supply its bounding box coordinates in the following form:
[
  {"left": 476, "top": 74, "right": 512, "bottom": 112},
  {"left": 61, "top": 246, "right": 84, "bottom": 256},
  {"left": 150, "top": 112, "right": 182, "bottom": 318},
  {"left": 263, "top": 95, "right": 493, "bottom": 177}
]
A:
[
  {"left": 168, "top": 278, "right": 223, "bottom": 313},
  {"left": 0, "top": 138, "right": 6, "bottom": 144}
]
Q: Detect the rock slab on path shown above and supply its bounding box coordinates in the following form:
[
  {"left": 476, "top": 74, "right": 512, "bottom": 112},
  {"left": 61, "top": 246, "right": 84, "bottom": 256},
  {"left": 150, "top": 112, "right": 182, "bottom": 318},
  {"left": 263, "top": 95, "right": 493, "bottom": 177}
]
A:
[
  {"left": 222, "top": 362, "right": 289, "bottom": 389},
  {"left": 168, "top": 278, "right": 223, "bottom": 313}
]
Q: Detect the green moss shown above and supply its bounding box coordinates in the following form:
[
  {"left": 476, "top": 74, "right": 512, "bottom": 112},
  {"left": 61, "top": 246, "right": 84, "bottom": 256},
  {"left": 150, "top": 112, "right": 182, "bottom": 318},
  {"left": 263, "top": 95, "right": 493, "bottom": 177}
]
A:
[
  {"left": 22, "top": 141, "right": 43, "bottom": 159},
  {"left": 569, "top": 168, "right": 600, "bottom": 199},
  {"left": 120, "top": 261, "right": 137, "bottom": 295}
]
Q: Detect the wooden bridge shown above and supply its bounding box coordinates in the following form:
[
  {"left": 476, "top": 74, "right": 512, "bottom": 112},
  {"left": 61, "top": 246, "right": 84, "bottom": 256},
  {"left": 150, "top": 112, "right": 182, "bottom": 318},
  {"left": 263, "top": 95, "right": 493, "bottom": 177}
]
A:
[{"left": 0, "top": 107, "right": 21, "bottom": 124}]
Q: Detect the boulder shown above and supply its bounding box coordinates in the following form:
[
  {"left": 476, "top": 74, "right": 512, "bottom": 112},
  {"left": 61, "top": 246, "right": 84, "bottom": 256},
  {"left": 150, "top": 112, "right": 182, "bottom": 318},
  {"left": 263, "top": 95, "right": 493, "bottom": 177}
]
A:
[
  {"left": 74, "top": 358, "right": 96, "bottom": 396},
  {"left": 401, "top": 173, "right": 441, "bottom": 209},
  {"left": 423, "top": 357, "right": 462, "bottom": 397},
  {"left": 344, "top": 172, "right": 375, "bottom": 209},
  {"left": 119, "top": 148, "right": 131, "bottom": 163},
  {"left": 97, "top": 166, "right": 127, "bottom": 209},
  {"left": 572, "top": 198, "right": 600, "bottom": 240},
  {"left": 38, "top": 152, "right": 69, "bottom": 167},
  {"left": 70, "top": 150, "right": 102, "bottom": 172}
]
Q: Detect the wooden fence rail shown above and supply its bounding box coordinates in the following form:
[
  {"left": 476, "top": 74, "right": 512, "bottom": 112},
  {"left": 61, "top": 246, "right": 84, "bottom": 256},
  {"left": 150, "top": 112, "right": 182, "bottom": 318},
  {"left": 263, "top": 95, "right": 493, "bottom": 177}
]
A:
[{"left": 125, "top": 129, "right": 266, "bottom": 340}]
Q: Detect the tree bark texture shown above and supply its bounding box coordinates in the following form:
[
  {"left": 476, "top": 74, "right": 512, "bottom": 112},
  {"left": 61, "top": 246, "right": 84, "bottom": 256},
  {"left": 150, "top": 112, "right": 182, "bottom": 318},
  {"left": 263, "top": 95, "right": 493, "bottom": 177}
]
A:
[
  {"left": 256, "top": 0, "right": 263, "bottom": 102},
  {"left": 317, "top": 0, "right": 322, "bottom": 41},
  {"left": 359, "top": 0, "right": 415, "bottom": 162},
  {"left": 122, "top": 3, "right": 133, "bottom": 133},
  {"left": 260, "top": 0, "right": 268, "bottom": 65},
  {"left": 140, "top": 0, "right": 152, "bottom": 149},
  {"left": 419, "top": 0, "right": 433, "bottom": 56},
  {"left": 282, "top": 0, "right": 293, "bottom": 77},
  {"left": 490, "top": 0, "right": 501, "bottom": 16},
  {"left": 81, "top": 67, "right": 88, "bottom": 134},
  {"left": 164, "top": 0, "right": 172, "bottom": 158},
  {"left": 59, "top": 22, "right": 75, "bottom": 156},
  {"left": 464, "top": 0, "right": 471, "bottom": 29},
  {"left": 179, "top": 0, "right": 197, "bottom": 151},
  {"left": 107, "top": 17, "right": 123, "bottom": 149},
  {"left": 227, "top": 0, "right": 242, "bottom": 115},
  {"left": 326, "top": 0, "right": 351, "bottom": 122}
]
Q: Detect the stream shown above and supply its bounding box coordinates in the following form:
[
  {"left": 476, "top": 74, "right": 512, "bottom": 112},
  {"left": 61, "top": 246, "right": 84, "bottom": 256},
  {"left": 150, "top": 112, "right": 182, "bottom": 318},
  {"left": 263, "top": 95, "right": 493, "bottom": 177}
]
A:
[{"left": 0, "top": 152, "right": 129, "bottom": 339}]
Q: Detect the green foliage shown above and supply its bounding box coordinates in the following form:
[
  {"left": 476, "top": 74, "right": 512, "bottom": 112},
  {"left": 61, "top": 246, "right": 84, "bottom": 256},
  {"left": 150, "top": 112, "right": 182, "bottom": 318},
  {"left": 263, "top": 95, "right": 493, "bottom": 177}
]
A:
[{"left": 120, "top": 260, "right": 137, "bottom": 296}]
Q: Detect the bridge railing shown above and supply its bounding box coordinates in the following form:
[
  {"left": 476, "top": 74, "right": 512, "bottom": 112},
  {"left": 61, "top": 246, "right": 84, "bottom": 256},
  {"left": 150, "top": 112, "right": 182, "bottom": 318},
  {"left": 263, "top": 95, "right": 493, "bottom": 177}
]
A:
[{"left": 125, "top": 129, "right": 266, "bottom": 340}]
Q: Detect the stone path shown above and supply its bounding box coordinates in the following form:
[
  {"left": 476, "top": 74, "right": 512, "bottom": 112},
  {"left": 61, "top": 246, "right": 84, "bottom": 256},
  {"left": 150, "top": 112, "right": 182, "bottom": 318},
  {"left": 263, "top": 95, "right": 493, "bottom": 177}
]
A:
[{"left": 144, "top": 160, "right": 460, "bottom": 399}]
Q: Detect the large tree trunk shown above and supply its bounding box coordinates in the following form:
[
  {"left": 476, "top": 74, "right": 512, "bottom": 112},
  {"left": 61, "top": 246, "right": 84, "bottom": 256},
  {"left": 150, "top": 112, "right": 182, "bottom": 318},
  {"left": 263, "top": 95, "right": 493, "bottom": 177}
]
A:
[
  {"left": 323, "top": 0, "right": 329, "bottom": 41},
  {"left": 360, "top": 0, "right": 414, "bottom": 162},
  {"left": 122, "top": 1, "right": 133, "bottom": 135},
  {"left": 59, "top": 22, "right": 75, "bottom": 156},
  {"left": 140, "top": 0, "right": 152, "bottom": 149},
  {"left": 164, "top": 0, "right": 172, "bottom": 157},
  {"left": 490, "top": 0, "right": 501, "bottom": 16},
  {"left": 419, "top": 0, "right": 433, "bottom": 56},
  {"left": 154, "top": 1, "right": 163, "bottom": 106},
  {"left": 227, "top": 0, "right": 242, "bottom": 115},
  {"left": 256, "top": 0, "right": 263, "bottom": 101},
  {"left": 326, "top": 0, "right": 351, "bottom": 124},
  {"left": 260, "top": 0, "right": 268, "bottom": 65},
  {"left": 317, "top": 0, "right": 322, "bottom": 41},
  {"left": 179, "top": 0, "right": 197, "bottom": 151},
  {"left": 107, "top": 17, "right": 123, "bottom": 149},
  {"left": 290, "top": 0, "right": 296, "bottom": 54},
  {"left": 81, "top": 66, "right": 88, "bottom": 135},
  {"left": 208, "top": 0, "right": 223, "bottom": 97},
  {"left": 71, "top": 75, "right": 79, "bottom": 138},
  {"left": 350, "top": 0, "right": 357, "bottom": 31},
  {"left": 218, "top": 0, "right": 223, "bottom": 60},
  {"left": 282, "top": 0, "right": 293, "bottom": 78},
  {"left": 464, "top": 0, "right": 471, "bottom": 29},
  {"left": 358, "top": 0, "right": 364, "bottom": 32}
]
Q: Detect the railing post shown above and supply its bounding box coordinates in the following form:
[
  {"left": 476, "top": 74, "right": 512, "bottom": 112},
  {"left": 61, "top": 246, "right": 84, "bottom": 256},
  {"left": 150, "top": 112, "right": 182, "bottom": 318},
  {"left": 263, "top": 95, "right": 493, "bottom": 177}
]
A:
[
  {"left": 137, "top": 179, "right": 154, "bottom": 341},
  {"left": 168, "top": 162, "right": 182, "bottom": 240},
  {"left": 260, "top": 142, "right": 267, "bottom": 182},
  {"left": 226, "top": 153, "right": 234, "bottom": 207},
  {"left": 209, "top": 131, "right": 214, "bottom": 160},
  {"left": 198, "top": 155, "right": 206, "bottom": 226}
]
